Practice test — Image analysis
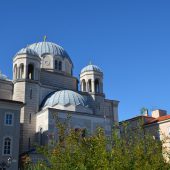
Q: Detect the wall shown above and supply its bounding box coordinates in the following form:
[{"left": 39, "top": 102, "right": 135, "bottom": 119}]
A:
[
  {"left": 0, "top": 80, "right": 13, "bottom": 100},
  {"left": 40, "top": 70, "right": 77, "bottom": 91}
]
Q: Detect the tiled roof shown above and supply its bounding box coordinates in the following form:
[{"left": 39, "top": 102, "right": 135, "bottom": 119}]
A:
[{"left": 145, "top": 115, "right": 170, "bottom": 125}]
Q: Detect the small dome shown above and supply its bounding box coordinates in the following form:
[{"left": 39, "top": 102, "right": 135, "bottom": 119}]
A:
[
  {"left": 15, "top": 47, "right": 39, "bottom": 57},
  {"left": 81, "top": 64, "right": 102, "bottom": 74},
  {"left": 0, "top": 71, "right": 8, "bottom": 80},
  {"left": 42, "top": 90, "right": 88, "bottom": 109},
  {"left": 28, "top": 41, "right": 73, "bottom": 64}
]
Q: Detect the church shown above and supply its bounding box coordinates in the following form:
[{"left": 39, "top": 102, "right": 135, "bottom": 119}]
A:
[{"left": 0, "top": 39, "right": 119, "bottom": 169}]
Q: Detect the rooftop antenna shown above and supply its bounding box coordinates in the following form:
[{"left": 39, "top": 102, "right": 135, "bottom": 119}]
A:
[
  {"left": 89, "top": 61, "right": 92, "bottom": 65},
  {"left": 43, "top": 35, "right": 47, "bottom": 42}
]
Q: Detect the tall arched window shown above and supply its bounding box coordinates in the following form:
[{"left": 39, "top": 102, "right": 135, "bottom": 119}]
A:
[
  {"left": 59, "top": 61, "right": 62, "bottom": 71},
  {"left": 3, "top": 137, "right": 12, "bottom": 155},
  {"left": 19, "top": 63, "right": 24, "bottom": 79},
  {"left": 95, "top": 79, "right": 100, "bottom": 93},
  {"left": 28, "top": 138, "right": 31, "bottom": 150},
  {"left": 82, "top": 79, "right": 86, "bottom": 92},
  {"left": 88, "top": 79, "right": 92, "bottom": 92},
  {"left": 40, "top": 128, "right": 43, "bottom": 145},
  {"left": 14, "top": 64, "right": 17, "bottom": 79},
  {"left": 28, "top": 64, "right": 34, "bottom": 80},
  {"left": 55, "top": 60, "right": 58, "bottom": 70}
]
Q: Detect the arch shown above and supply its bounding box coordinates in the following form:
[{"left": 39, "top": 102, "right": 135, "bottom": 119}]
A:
[
  {"left": 3, "top": 137, "right": 12, "bottom": 155},
  {"left": 95, "top": 79, "right": 100, "bottom": 93},
  {"left": 88, "top": 79, "right": 92, "bottom": 92},
  {"left": 28, "top": 64, "right": 34, "bottom": 80},
  {"left": 19, "top": 63, "right": 24, "bottom": 79},
  {"left": 59, "top": 61, "right": 62, "bottom": 71},
  {"left": 14, "top": 64, "right": 17, "bottom": 79},
  {"left": 81, "top": 79, "right": 86, "bottom": 92}
]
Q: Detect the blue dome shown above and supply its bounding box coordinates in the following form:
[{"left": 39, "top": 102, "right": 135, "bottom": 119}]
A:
[
  {"left": 81, "top": 64, "right": 102, "bottom": 74},
  {"left": 15, "top": 47, "right": 39, "bottom": 57},
  {"left": 42, "top": 90, "right": 88, "bottom": 109},
  {"left": 28, "top": 41, "right": 72, "bottom": 64}
]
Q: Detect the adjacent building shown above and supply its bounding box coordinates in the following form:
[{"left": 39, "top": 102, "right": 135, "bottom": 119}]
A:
[{"left": 119, "top": 109, "right": 170, "bottom": 161}]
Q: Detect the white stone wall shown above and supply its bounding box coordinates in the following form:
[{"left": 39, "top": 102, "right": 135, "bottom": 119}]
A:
[
  {"left": 36, "top": 109, "right": 112, "bottom": 145},
  {"left": 0, "top": 80, "right": 13, "bottom": 100}
]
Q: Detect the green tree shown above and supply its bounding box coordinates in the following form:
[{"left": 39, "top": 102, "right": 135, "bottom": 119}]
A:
[{"left": 24, "top": 119, "right": 170, "bottom": 170}]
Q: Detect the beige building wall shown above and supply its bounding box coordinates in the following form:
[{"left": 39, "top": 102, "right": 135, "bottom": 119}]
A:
[{"left": 0, "top": 80, "right": 13, "bottom": 100}]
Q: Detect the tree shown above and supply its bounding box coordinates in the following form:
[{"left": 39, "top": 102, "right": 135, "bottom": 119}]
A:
[{"left": 24, "top": 119, "right": 170, "bottom": 170}]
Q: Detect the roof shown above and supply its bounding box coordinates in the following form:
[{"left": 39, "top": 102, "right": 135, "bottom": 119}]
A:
[
  {"left": 15, "top": 47, "right": 39, "bottom": 57},
  {"left": 145, "top": 115, "right": 170, "bottom": 125},
  {"left": 15, "top": 41, "right": 73, "bottom": 65},
  {"left": 0, "top": 99, "right": 24, "bottom": 105},
  {"left": 41, "top": 90, "right": 89, "bottom": 109},
  {"left": 120, "top": 114, "right": 170, "bottom": 126},
  {"left": 28, "top": 41, "right": 73, "bottom": 64},
  {"left": 81, "top": 64, "right": 102, "bottom": 74}
]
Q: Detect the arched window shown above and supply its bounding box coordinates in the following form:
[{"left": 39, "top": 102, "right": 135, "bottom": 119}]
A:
[
  {"left": 28, "top": 138, "right": 31, "bottom": 150},
  {"left": 30, "top": 88, "right": 32, "bottom": 99},
  {"left": 82, "top": 79, "right": 86, "bottom": 92},
  {"left": 29, "top": 113, "right": 32, "bottom": 124},
  {"left": 59, "top": 61, "right": 62, "bottom": 71},
  {"left": 88, "top": 79, "right": 92, "bottom": 92},
  {"left": 19, "top": 63, "right": 24, "bottom": 79},
  {"left": 28, "top": 64, "right": 34, "bottom": 80},
  {"left": 40, "top": 128, "right": 43, "bottom": 145},
  {"left": 55, "top": 60, "right": 58, "bottom": 70},
  {"left": 14, "top": 64, "right": 17, "bottom": 79},
  {"left": 3, "top": 137, "right": 12, "bottom": 155},
  {"left": 95, "top": 79, "right": 100, "bottom": 93}
]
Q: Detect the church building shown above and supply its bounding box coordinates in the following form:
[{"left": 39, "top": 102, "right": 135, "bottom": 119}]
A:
[{"left": 0, "top": 39, "right": 119, "bottom": 169}]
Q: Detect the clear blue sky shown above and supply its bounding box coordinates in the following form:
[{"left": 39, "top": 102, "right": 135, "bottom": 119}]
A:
[{"left": 0, "top": 0, "right": 170, "bottom": 121}]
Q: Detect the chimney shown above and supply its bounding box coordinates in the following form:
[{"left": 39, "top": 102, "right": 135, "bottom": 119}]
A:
[{"left": 151, "top": 109, "right": 167, "bottom": 118}]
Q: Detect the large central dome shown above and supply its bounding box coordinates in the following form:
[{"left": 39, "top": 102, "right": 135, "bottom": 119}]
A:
[{"left": 28, "top": 41, "right": 72, "bottom": 64}]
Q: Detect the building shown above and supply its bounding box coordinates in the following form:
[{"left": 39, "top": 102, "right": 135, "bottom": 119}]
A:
[
  {"left": 0, "top": 74, "right": 23, "bottom": 170},
  {"left": 119, "top": 109, "right": 170, "bottom": 161},
  {"left": 0, "top": 39, "right": 119, "bottom": 169}
]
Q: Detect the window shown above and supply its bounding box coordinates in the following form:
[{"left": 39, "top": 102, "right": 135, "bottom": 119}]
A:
[
  {"left": 82, "top": 79, "right": 86, "bottom": 92},
  {"left": 5, "top": 113, "right": 13, "bottom": 126},
  {"left": 40, "top": 128, "right": 43, "bottom": 145},
  {"left": 55, "top": 60, "right": 58, "bottom": 70},
  {"left": 30, "top": 88, "right": 32, "bottom": 99},
  {"left": 88, "top": 79, "right": 92, "bottom": 92},
  {"left": 95, "top": 79, "right": 100, "bottom": 93},
  {"left": 59, "top": 61, "right": 62, "bottom": 71},
  {"left": 29, "top": 113, "right": 32, "bottom": 124},
  {"left": 19, "top": 63, "right": 24, "bottom": 79},
  {"left": 14, "top": 64, "right": 17, "bottom": 79},
  {"left": 28, "top": 64, "right": 34, "bottom": 80},
  {"left": 3, "top": 137, "right": 12, "bottom": 155},
  {"left": 28, "top": 138, "right": 31, "bottom": 150}
]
